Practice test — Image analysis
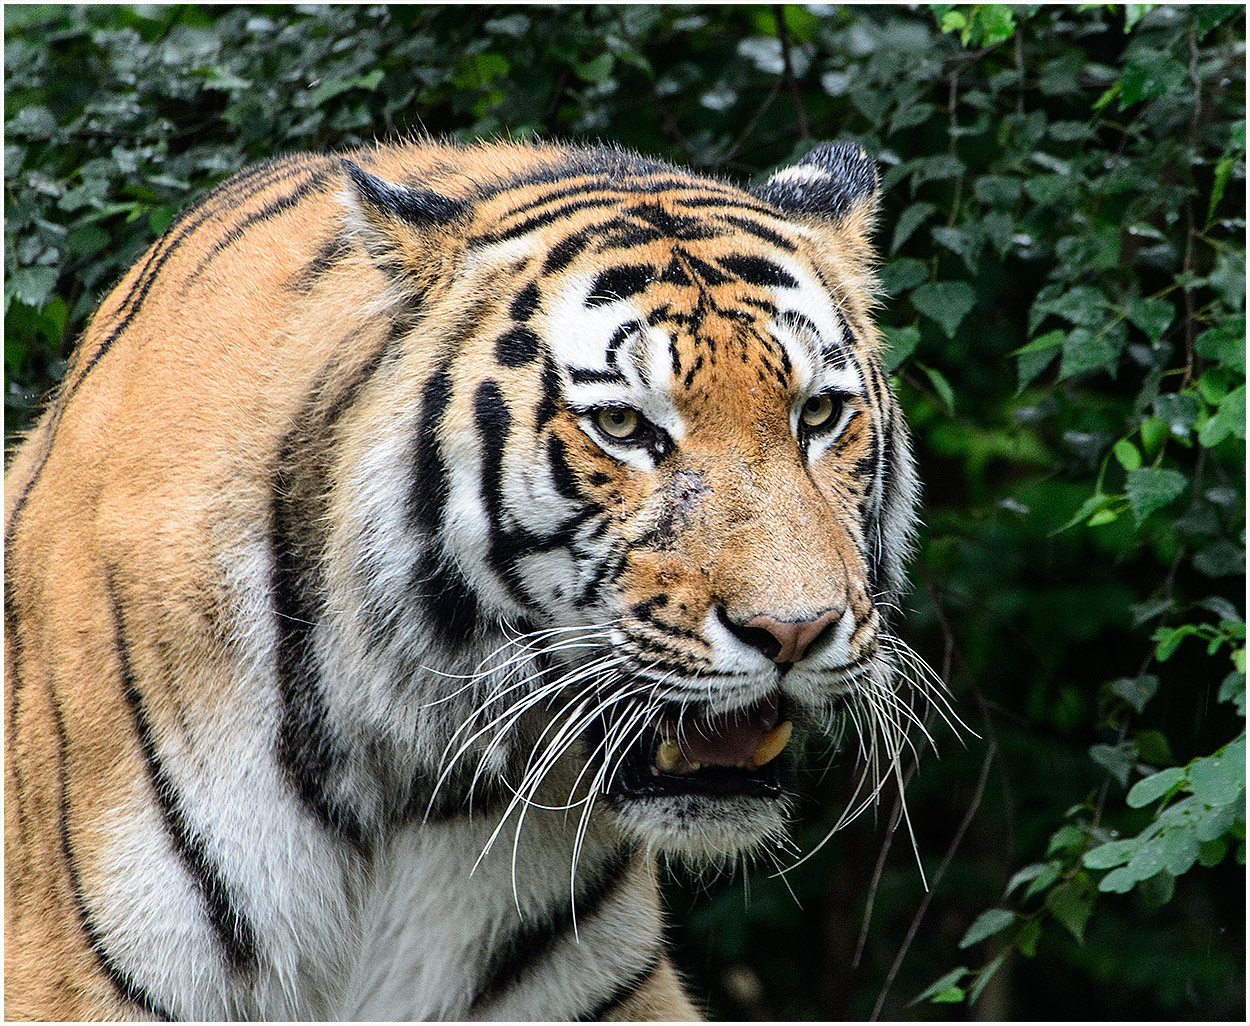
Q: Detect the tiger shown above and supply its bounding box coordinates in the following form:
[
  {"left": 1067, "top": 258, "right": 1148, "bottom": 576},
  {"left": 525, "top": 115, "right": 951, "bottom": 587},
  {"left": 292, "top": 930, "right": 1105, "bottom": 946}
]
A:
[{"left": 4, "top": 137, "right": 924, "bottom": 1021}]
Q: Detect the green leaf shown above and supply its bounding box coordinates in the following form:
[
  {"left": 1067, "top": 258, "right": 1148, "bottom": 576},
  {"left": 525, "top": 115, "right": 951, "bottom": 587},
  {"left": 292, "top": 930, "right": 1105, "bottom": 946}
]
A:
[
  {"left": 1046, "top": 878, "right": 1095, "bottom": 943},
  {"left": 879, "top": 258, "right": 928, "bottom": 297},
  {"left": 1187, "top": 739, "right": 1245, "bottom": 807},
  {"left": 1208, "top": 156, "right": 1234, "bottom": 223},
  {"left": 1110, "top": 674, "right": 1159, "bottom": 714},
  {"left": 1046, "top": 824, "right": 1086, "bottom": 855},
  {"left": 1083, "top": 839, "right": 1139, "bottom": 870},
  {"left": 1137, "top": 869, "right": 1176, "bottom": 906},
  {"left": 1153, "top": 624, "right": 1202, "bottom": 662},
  {"left": 1195, "top": 801, "right": 1238, "bottom": 843},
  {"left": 1194, "top": 318, "right": 1246, "bottom": 373},
  {"left": 914, "top": 966, "right": 969, "bottom": 1005},
  {"left": 575, "top": 53, "right": 614, "bottom": 83},
  {"left": 1113, "top": 439, "right": 1142, "bottom": 471},
  {"left": 1015, "top": 918, "right": 1042, "bottom": 956},
  {"left": 1199, "top": 384, "right": 1246, "bottom": 447},
  {"left": 5, "top": 266, "right": 59, "bottom": 310},
  {"left": 1055, "top": 490, "right": 1116, "bottom": 533},
  {"left": 1198, "top": 837, "right": 1229, "bottom": 867},
  {"left": 1124, "top": 466, "right": 1187, "bottom": 525},
  {"left": 1098, "top": 865, "right": 1139, "bottom": 893},
  {"left": 1014, "top": 329, "right": 1065, "bottom": 392},
  {"left": 1120, "top": 55, "right": 1187, "bottom": 108},
  {"left": 1140, "top": 416, "right": 1169, "bottom": 456},
  {"left": 918, "top": 362, "right": 956, "bottom": 413},
  {"left": 1089, "top": 742, "right": 1135, "bottom": 785},
  {"left": 967, "top": 953, "right": 1008, "bottom": 1005},
  {"left": 1161, "top": 825, "right": 1200, "bottom": 876},
  {"left": 1124, "top": 836, "right": 1168, "bottom": 883},
  {"left": 1004, "top": 862, "right": 1048, "bottom": 896},
  {"left": 891, "top": 201, "right": 936, "bottom": 254},
  {"left": 958, "top": 908, "right": 1016, "bottom": 949},
  {"left": 974, "top": 174, "right": 1023, "bottom": 208},
  {"left": 1126, "top": 766, "right": 1185, "bottom": 808},
  {"left": 1023, "top": 863, "right": 1061, "bottom": 900},
  {"left": 306, "top": 69, "right": 385, "bottom": 107},
  {"left": 911, "top": 281, "right": 975, "bottom": 339},
  {"left": 1059, "top": 326, "right": 1121, "bottom": 379},
  {"left": 883, "top": 323, "right": 920, "bottom": 372},
  {"left": 1125, "top": 297, "right": 1174, "bottom": 340}
]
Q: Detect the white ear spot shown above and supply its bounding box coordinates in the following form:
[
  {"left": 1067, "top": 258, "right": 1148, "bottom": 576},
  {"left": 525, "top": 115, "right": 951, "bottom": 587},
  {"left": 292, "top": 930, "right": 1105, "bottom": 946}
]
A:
[{"left": 765, "top": 165, "right": 833, "bottom": 189}]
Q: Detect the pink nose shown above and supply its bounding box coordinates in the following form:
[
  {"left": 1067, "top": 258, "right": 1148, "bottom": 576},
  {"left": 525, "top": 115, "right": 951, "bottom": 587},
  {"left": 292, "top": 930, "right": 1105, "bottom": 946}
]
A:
[{"left": 741, "top": 609, "right": 842, "bottom": 664}]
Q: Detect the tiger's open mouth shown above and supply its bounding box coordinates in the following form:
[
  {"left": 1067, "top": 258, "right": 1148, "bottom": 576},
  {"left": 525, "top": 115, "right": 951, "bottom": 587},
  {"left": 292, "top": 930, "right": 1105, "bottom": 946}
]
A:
[{"left": 600, "top": 691, "right": 792, "bottom": 801}]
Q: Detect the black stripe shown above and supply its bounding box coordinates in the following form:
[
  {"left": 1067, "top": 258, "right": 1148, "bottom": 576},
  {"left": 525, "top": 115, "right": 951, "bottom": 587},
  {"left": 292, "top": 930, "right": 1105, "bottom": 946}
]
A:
[
  {"left": 474, "top": 380, "right": 539, "bottom": 607},
  {"left": 544, "top": 232, "right": 595, "bottom": 274},
  {"left": 271, "top": 337, "right": 398, "bottom": 847},
  {"left": 486, "top": 175, "right": 751, "bottom": 227},
  {"left": 68, "top": 156, "right": 322, "bottom": 406},
  {"left": 675, "top": 192, "right": 792, "bottom": 218},
  {"left": 659, "top": 258, "right": 692, "bottom": 286},
  {"left": 717, "top": 253, "right": 798, "bottom": 290},
  {"left": 578, "top": 954, "right": 664, "bottom": 1021},
  {"left": 510, "top": 280, "right": 541, "bottom": 322},
  {"left": 105, "top": 575, "right": 259, "bottom": 972},
  {"left": 469, "top": 849, "right": 633, "bottom": 1011},
  {"left": 681, "top": 252, "right": 729, "bottom": 286},
  {"left": 51, "top": 693, "right": 174, "bottom": 1020},
  {"left": 605, "top": 321, "right": 640, "bottom": 368},
  {"left": 495, "top": 325, "right": 542, "bottom": 366},
  {"left": 591, "top": 221, "right": 670, "bottom": 252},
  {"left": 188, "top": 167, "right": 334, "bottom": 283},
  {"left": 624, "top": 202, "right": 718, "bottom": 241},
  {"left": 721, "top": 212, "right": 798, "bottom": 252},
  {"left": 546, "top": 434, "right": 584, "bottom": 502},
  {"left": 568, "top": 367, "right": 628, "bottom": 385},
  {"left": 535, "top": 355, "right": 562, "bottom": 430},
  {"left": 485, "top": 196, "right": 620, "bottom": 245},
  {"left": 288, "top": 232, "right": 351, "bottom": 294},
  {"left": 271, "top": 441, "right": 367, "bottom": 847},
  {"left": 409, "top": 359, "right": 482, "bottom": 648},
  {"left": 585, "top": 264, "right": 654, "bottom": 308}
]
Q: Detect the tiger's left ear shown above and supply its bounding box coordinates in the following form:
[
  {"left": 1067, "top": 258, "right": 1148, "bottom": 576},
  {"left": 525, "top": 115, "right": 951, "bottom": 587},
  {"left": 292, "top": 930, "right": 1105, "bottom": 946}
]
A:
[
  {"left": 340, "top": 159, "right": 471, "bottom": 297},
  {"left": 749, "top": 141, "right": 879, "bottom": 254}
]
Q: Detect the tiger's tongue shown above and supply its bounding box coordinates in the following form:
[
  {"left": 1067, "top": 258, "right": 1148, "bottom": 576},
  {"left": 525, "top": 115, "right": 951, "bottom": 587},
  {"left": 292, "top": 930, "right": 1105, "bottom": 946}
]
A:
[{"left": 662, "top": 693, "right": 781, "bottom": 767}]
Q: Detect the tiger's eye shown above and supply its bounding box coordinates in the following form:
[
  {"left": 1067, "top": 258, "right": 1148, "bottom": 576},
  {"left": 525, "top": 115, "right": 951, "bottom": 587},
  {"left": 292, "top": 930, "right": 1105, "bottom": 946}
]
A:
[
  {"left": 595, "top": 406, "right": 641, "bottom": 440},
  {"left": 800, "top": 392, "right": 841, "bottom": 429}
]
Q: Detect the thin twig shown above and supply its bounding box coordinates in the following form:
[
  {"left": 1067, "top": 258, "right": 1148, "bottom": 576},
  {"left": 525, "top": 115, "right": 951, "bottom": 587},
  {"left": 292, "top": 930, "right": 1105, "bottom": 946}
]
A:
[
  {"left": 869, "top": 735, "right": 997, "bottom": 1022},
  {"left": 773, "top": 4, "right": 810, "bottom": 139},
  {"left": 853, "top": 604, "right": 955, "bottom": 968}
]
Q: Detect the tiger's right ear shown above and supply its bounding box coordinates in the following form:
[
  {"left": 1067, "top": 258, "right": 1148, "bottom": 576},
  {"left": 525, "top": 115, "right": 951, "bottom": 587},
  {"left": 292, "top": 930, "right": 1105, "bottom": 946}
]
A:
[
  {"left": 340, "top": 159, "right": 471, "bottom": 293},
  {"left": 749, "top": 141, "right": 879, "bottom": 263}
]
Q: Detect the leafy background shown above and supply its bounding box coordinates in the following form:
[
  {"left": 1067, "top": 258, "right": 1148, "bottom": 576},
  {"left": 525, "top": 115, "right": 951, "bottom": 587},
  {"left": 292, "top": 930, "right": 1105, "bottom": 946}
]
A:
[{"left": 5, "top": 4, "right": 1245, "bottom": 1020}]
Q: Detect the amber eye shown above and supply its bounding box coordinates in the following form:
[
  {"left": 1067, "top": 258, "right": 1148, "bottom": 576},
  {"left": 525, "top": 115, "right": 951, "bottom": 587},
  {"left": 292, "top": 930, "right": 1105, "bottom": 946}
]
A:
[
  {"left": 595, "top": 406, "right": 642, "bottom": 440},
  {"left": 800, "top": 391, "right": 843, "bottom": 431}
]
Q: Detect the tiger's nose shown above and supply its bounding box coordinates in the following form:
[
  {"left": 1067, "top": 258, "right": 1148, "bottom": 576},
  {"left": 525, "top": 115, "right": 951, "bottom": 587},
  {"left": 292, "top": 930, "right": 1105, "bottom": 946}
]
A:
[{"left": 718, "top": 607, "right": 842, "bottom": 664}]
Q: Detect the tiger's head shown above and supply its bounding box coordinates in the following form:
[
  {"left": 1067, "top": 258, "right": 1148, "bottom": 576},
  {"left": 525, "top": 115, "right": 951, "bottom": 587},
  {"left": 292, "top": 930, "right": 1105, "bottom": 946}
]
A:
[{"left": 337, "top": 142, "right": 923, "bottom": 863}]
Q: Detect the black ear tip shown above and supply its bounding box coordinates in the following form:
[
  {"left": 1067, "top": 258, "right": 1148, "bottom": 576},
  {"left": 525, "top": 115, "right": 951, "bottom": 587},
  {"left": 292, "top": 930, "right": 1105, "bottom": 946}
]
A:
[
  {"left": 800, "top": 140, "right": 878, "bottom": 191},
  {"left": 342, "top": 158, "right": 467, "bottom": 227},
  {"left": 749, "top": 139, "right": 879, "bottom": 221}
]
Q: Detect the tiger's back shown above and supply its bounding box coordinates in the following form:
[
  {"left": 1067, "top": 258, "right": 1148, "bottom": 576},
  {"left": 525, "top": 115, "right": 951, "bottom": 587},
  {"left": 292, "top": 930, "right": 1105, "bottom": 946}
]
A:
[{"left": 5, "top": 139, "right": 918, "bottom": 1019}]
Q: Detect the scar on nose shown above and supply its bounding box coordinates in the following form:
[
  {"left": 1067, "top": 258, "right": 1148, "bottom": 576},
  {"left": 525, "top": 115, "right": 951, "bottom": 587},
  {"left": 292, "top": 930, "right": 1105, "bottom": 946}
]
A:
[{"left": 645, "top": 470, "right": 710, "bottom": 548}]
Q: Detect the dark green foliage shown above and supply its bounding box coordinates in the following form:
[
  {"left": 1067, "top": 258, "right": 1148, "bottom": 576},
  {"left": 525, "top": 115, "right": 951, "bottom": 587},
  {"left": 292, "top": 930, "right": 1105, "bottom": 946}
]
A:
[{"left": 5, "top": 4, "right": 1245, "bottom": 1020}]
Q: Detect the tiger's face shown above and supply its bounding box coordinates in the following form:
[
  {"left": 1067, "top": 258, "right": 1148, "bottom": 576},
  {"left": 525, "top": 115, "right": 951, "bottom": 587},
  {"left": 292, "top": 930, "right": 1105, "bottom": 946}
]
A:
[
  {"left": 345, "top": 143, "right": 918, "bottom": 861},
  {"left": 533, "top": 239, "right": 894, "bottom": 855}
]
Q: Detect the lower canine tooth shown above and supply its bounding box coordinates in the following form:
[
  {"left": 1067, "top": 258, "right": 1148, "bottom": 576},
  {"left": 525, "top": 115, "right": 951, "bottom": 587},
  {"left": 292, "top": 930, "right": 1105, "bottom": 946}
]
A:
[
  {"left": 751, "top": 720, "right": 793, "bottom": 767},
  {"left": 655, "top": 738, "right": 683, "bottom": 773}
]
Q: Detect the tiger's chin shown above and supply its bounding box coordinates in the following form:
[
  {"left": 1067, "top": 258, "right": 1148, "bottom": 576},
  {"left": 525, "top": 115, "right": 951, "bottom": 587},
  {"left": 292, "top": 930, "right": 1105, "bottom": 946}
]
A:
[{"left": 596, "top": 690, "right": 798, "bottom": 861}]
